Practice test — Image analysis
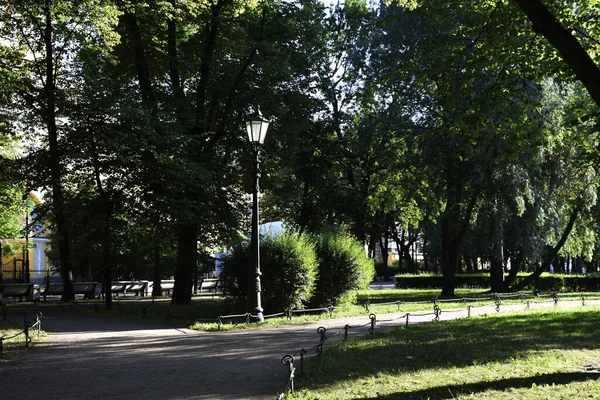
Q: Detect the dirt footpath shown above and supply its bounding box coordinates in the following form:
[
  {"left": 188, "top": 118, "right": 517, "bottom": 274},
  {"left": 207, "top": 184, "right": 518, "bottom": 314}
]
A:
[{"left": 0, "top": 300, "right": 594, "bottom": 400}]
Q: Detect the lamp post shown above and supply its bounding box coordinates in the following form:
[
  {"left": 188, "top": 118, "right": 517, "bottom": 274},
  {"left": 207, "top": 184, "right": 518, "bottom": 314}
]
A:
[{"left": 246, "top": 107, "right": 270, "bottom": 323}]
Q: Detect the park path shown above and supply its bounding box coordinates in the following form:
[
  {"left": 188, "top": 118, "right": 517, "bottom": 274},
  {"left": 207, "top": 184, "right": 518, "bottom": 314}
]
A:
[{"left": 0, "top": 298, "right": 596, "bottom": 400}]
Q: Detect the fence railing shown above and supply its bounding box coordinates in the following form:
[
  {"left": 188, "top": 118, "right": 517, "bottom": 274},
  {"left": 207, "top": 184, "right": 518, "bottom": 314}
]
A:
[
  {"left": 214, "top": 290, "right": 600, "bottom": 331},
  {"left": 0, "top": 308, "right": 43, "bottom": 359},
  {"left": 274, "top": 291, "right": 600, "bottom": 398}
]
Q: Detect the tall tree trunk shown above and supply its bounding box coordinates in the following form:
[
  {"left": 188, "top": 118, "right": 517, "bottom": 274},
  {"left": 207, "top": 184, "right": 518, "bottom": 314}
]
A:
[
  {"left": 170, "top": 0, "right": 230, "bottom": 305},
  {"left": 172, "top": 225, "right": 196, "bottom": 305},
  {"left": 378, "top": 222, "right": 390, "bottom": 279},
  {"left": 511, "top": 204, "right": 581, "bottom": 291},
  {"left": 501, "top": 249, "right": 523, "bottom": 291},
  {"left": 422, "top": 235, "right": 429, "bottom": 272},
  {"left": 152, "top": 241, "right": 162, "bottom": 297},
  {"left": 90, "top": 137, "right": 113, "bottom": 309},
  {"left": 440, "top": 214, "right": 458, "bottom": 296},
  {"left": 514, "top": 0, "right": 600, "bottom": 108},
  {"left": 464, "top": 253, "right": 474, "bottom": 273},
  {"left": 489, "top": 200, "right": 505, "bottom": 293},
  {"left": 44, "top": 0, "right": 73, "bottom": 301},
  {"left": 440, "top": 164, "right": 477, "bottom": 296}
]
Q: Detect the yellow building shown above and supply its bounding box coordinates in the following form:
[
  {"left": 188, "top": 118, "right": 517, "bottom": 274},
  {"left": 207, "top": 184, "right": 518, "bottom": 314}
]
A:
[{"left": 0, "top": 191, "right": 54, "bottom": 285}]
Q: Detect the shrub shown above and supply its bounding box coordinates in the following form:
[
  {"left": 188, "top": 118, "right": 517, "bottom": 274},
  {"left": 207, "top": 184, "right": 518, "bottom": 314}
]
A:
[
  {"left": 514, "top": 274, "right": 600, "bottom": 292},
  {"left": 219, "top": 232, "right": 318, "bottom": 313},
  {"left": 311, "top": 232, "right": 375, "bottom": 307},
  {"left": 394, "top": 272, "right": 600, "bottom": 292},
  {"left": 394, "top": 273, "right": 491, "bottom": 289}
]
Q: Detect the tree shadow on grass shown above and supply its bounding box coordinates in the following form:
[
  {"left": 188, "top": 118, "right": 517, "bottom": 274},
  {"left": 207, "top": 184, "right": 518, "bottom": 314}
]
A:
[
  {"left": 299, "top": 308, "right": 600, "bottom": 392},
  {"left": 360, "top": 371, "right": 600, "bottom": 399}
]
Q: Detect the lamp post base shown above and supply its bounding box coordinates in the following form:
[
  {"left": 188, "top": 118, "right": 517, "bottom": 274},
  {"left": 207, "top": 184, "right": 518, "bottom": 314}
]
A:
[{"left": 256, "top": 311, "right": 264, "bottom": 323}]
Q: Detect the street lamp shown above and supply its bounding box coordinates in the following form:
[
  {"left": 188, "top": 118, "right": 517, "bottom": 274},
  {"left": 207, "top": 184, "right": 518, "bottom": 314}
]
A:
[{"left": 246, "top": 107, "right": 270, "bottom": 323}]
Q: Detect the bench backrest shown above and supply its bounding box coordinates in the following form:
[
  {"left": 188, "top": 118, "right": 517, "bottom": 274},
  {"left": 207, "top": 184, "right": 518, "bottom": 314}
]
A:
[
  {"left": 1, "top": 284, "right": 33, "bottom": 297},
  {"left": 160, "top": 280, "right": 175, "bottom": 290},
  {"left": 44, "top": 282, "right": 98, "bottom": 296},
  {"left": 73, "top": 282, "right": 97, "bottom": 294},
  {"left": 200, "top": 279, "right": 219, "bottom": 289},
  {"left": 110, "top": 283, "right": 128, "bottom": 292},
  {"left": 44, "top": 284, "right": 64, "bottom": 295},
  {"left": 125, "top": 282, "right": 146, "bottom": 291}
]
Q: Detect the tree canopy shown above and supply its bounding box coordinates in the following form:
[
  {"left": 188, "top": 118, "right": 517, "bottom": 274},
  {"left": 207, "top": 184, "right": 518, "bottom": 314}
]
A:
[{"left": 1, "top": 0, "right": 599, "bottom": 302}]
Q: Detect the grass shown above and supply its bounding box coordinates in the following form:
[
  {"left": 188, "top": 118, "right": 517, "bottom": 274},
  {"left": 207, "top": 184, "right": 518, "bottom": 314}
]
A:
[
  {"left": 287, "top": 305, "right": 600, "bottom": 399},
  {"left": 0, "top": 315, "right": 44, "bottom": 362}
]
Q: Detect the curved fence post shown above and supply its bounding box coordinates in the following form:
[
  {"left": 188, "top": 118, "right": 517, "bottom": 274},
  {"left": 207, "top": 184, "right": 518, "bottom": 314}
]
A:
[
  {"left": 405, "top": 313, "right": 410, "bottom": 327},
  {"left": 344, "top": 324, "right": 350, "bottom": 341},
  {"left": 281, "top": 355, "right": 296, "bottom": 394},
  {"left": 316, "top": 327, "right": 327, "bottom": 357},
  {"left": 433, "top": 305, "right": 441, "bottom": 322},
  {"left": 23, "top": 314, "right": 30, "bottom": 347},
  {"left": 368, "top": 314, "right": 376, "bottom": 334},
  {"left": 300, "top": 348, "right": 307, "bottom": 374}
]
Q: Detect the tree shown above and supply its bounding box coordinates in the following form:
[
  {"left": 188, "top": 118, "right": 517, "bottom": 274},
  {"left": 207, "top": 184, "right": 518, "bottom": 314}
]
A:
[
  {"left": 0, "top": 0, "right": 120, "bottom": 301},
  {"left": 513, "top": 0, "right": 600, "bottom": 108}
]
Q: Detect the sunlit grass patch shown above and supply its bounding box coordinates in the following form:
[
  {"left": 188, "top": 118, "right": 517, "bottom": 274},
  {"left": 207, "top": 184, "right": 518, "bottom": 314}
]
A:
[
  {"left": 0, "top": 318, "right": 45, "bottom": 362},
  {"left": 288, "top": 306, "right": 600, "bottom": 399}
]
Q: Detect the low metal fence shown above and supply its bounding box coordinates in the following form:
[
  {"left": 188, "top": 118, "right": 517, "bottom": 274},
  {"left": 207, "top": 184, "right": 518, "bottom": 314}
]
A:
[
  {"left": 214, "top": 290, "right": 600, "bottom": 331},
  {"left": 273, "top": 291, "right": 600, "bottom": 398},
  {"left": 0, "top": 308, "right": 42, "bottom": 358}
]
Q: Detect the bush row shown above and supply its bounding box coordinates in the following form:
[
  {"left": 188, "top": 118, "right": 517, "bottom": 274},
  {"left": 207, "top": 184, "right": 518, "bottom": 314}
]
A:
[
  {"left": 394, "top": 274, "right": 491, "bottom": 289},
  {"left": 395, "top": 273, "right": 600, "bottom": 292},
  {"left": 220, "top": 231, "right": 375, "bottom": 313}
]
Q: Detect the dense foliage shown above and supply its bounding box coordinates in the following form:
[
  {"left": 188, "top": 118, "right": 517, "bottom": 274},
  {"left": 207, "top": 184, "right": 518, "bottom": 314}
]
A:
[
  {"left": 0, "top": 0, "right": 599, "bottom": 303},
  {"left": 219, "top": 232, "right": 318, "bottom": 313},
  {"left": 312, "top": 232, "right": 375, "bottom": 306}
]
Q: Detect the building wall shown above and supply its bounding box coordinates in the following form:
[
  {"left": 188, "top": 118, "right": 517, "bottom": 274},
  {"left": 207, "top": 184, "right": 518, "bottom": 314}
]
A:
[{"left": 0, "top": 238, "right": 52, "bottom": 284}]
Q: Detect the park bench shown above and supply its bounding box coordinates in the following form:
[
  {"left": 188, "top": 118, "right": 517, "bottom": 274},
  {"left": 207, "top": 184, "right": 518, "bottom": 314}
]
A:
[
  {"left": 159, "top": 280, "right": 175, "bottom": 295},
  {"left": 124, "top": 281, "right": 149, "bottom": 297},
  {"left": 199, "top": 278, "right": 220, "bottom": 293},
  {"left": 43, "top": 282, "right": 99, "bottom": 300},
  {"left": 1, "top": 283, "right": 34, "bottom": 302},
  {"left": 74, "top": 282, "right": 99, "bottom": 299},
  {"left": 100, "top": 282, "right": 128, "bottom": 298},
  {"left": 145, "top": 280, "right": 176, "bottom": 296},
  {"left": 101, "top": 281, "right": 149, "bottom": 298}
]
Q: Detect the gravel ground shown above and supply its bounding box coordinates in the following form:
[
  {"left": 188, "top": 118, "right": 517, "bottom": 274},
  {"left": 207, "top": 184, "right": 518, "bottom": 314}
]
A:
[{"left": 1, "top": 298, "right": 595, "bottom": 400}]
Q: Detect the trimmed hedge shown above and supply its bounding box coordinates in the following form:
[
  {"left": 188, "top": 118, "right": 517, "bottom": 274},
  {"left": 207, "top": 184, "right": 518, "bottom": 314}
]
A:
[{"left": 395, "top": 273, "right": 600, "bottom": 292}]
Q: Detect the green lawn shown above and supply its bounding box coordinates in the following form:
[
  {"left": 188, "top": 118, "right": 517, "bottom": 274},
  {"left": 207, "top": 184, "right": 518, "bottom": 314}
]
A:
[
  {"left": 0, "top": 317, "right": 44, "bottom": 362},
  {"left": 287, "top": 306, "right": 600, "bottom": 399}
]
